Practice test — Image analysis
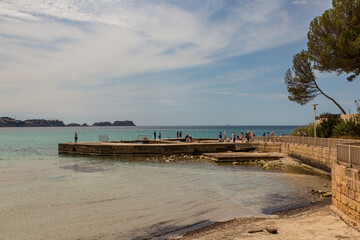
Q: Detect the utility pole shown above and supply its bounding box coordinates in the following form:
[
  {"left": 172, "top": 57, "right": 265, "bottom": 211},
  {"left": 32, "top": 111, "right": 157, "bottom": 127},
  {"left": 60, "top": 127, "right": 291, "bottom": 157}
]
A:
[{"left": 312, "top": 104, "right": 318, "bottom": 138}]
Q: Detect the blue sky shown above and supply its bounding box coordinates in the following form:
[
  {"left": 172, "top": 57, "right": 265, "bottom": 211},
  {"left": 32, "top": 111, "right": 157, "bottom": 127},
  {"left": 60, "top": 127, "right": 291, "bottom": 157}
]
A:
[{"left": 0, "top": 0, "right": 359, "bottom": 125}]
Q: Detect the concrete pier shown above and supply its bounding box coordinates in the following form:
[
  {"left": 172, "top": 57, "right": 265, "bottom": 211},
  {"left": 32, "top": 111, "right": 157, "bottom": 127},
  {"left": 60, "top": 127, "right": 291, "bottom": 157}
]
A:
[{"left": 58, "top": 139, "right": 255, "bottom": 156}]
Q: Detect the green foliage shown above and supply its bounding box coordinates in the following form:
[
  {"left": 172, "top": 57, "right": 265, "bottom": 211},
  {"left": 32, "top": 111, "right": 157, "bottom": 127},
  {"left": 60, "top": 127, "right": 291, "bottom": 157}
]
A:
[
  {"left": 309, "top": 116, "right": 360, "bottom": 138},
  {"left": 284, "top": 50, "right": 319, "bottom": 105},
  {"left": 294, "top": 117, "right": 360, "bottom": 138},
  {"left": 319, "top": 112, "right": 340, "bottom": 119},
  {"left": 333, "top": 119, "right": 360, "bottom": 137},
  {"left": 317, "top": 118, "right": 342, "bottom": 138},
  {"left": 292, "top": 124, "right": 314, "bottom": 137},
  {"left": 307, "top": 0, "right": 360, "bottom": 81},
  {"left": 284, "top": 51, "right": 346, "bottom": 114},
  {"left": 355, "top": 99, "right": 360, "bottom": 114},
  {"left": 285, "top": 0, "right": 359, "bottom": 114}
]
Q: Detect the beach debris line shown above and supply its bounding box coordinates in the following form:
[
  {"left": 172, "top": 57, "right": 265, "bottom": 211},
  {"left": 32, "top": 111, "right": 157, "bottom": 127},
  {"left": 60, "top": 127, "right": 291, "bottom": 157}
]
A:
[
  {"left": 202, "top": 152, "right": 284, "bottom": 162},
  {"left": 311, "top": 189, "right": 332, "bottom": 198}
]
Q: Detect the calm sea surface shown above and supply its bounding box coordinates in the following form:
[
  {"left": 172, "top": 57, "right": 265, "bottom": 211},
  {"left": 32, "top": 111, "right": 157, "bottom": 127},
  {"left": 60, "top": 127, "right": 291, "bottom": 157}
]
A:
[{"left": 0, "top": 126, "right": 330, "bottom": 239}]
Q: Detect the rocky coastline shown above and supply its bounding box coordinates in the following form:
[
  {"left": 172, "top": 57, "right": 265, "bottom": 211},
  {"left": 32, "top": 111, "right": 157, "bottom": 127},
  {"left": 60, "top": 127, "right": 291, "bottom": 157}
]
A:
[{"left": 0, "top": 117, "right": 135, "bottom": 127}]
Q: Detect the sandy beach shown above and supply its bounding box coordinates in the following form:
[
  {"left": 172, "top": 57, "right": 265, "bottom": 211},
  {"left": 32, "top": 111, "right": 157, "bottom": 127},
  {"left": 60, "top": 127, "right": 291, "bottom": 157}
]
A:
[{"left": 180, "top": 200, "right": 360, "bottom": 240}]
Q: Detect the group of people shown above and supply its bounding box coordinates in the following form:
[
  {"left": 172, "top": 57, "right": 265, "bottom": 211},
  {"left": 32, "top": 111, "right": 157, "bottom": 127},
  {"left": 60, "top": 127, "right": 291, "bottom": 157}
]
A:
[
  {"left": 219, "top": 131, "right": 255, "bottom": 143},
  {"left": 176, "top": 131, "right": 182, "bottom": 138},
  {"left": 262, "top": 132, "right": 290, "bottom": 142},
  {"left": 153, "top": 130, "right": 184, "bottom": 140},
  {"left": 297, "top": 130, "right": 309, "bottom": 137},
  {"left": 153, "top": 131, "right": 162, "bottom": 139}
]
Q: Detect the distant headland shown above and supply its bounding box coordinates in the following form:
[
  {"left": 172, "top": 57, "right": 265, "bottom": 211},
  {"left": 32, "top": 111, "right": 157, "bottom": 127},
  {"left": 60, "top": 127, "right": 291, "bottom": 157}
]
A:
[{"left": 0, "top": 117, "right": 135, "bottom": 127}]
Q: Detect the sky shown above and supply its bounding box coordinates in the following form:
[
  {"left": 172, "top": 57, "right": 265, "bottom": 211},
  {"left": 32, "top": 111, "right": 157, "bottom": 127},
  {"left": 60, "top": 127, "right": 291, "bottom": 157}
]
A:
[{"left": 0, "top": 0, "right": 359, "bottom": 126}]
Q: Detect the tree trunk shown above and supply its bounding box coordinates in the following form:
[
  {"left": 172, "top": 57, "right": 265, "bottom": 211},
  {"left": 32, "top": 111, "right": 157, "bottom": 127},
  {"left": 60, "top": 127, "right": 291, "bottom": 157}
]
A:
[{"left": 313, "top": 80, "right": 346, "bottom": 114}]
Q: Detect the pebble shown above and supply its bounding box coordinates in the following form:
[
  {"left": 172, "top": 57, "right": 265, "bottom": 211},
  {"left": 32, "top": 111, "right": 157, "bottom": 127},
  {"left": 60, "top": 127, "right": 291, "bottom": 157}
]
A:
[{"left": 265, "top": 227, "right": 278, "bottom": 234}]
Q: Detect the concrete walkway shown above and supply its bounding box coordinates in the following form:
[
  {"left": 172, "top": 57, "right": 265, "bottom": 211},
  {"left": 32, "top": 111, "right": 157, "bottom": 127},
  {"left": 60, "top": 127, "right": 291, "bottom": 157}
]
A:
[{"left": 202, "top": 152, "right": 285, "bottom": 162}]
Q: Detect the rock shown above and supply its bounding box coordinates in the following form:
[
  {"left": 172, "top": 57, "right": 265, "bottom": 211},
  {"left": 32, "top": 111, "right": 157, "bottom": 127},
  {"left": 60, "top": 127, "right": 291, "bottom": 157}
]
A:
[
  {"left": 67, "top": 123, "right": 81, "bottom": 127},
  {"left": 312, "top": 189, "right": 325, "bottom": 195},
  {"left": 0, "top": 117, "right": 26, "bottom": 127},
  {"left": 248, "top": 229, "right": 264, "bottom": 234},
  {"left": 322, "top": 192, "right": 332, "bottom": 198},
  {"left": 25, "top": 119, "right": 65, "bottom": 127},
  {"left": 112, "top": 120, "right": 135, "bottom": 126},
  {"left": 92, "top": 120, "right": 136, "bottom": 126},
  {"left": 265, "top": 227, "right": 278, "bottom": 234},
  {"left": 0, "top": 117, "right": 67, "bottom": 127},
  {"left": 0, "top": 117, "right": 135, "bottom": 127},
  {"left": 232, "top": 162, "right": 239, "bottom": 165},
  {"left": 92, "top": 121, "right": 112, "bottom": 126}
]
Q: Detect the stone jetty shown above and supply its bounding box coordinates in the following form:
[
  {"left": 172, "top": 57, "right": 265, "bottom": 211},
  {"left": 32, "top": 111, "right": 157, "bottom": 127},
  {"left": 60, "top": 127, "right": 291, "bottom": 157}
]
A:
[{"left": 58, "top": 139, "right": 255, "bottom": 156}]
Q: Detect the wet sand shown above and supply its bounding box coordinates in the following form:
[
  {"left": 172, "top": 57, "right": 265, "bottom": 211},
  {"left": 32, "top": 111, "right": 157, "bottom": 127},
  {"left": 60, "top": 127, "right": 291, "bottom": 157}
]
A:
[{"left": 180, "top": 200, "right": 360, "bottom": 240}]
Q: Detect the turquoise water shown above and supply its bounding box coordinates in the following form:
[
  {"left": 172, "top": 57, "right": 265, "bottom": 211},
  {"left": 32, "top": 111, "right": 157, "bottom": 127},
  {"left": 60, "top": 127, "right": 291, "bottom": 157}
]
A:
[
  {"left": 0, "top": 126, "right": 331, "bottom": 239},
  {"left": 0, "top": 125, "right": 297, "bottom": 155}
]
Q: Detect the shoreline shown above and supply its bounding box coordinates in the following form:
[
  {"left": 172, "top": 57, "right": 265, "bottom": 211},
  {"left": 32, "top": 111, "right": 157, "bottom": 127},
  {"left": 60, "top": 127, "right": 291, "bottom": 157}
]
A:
[
  {"left": 179, "top": 199, "right": 360, "bottom": 239},
  {"left": 180, "top": 200, "right": 330, "bottom": 238},
  {"left": 141, "top": 157, "right": 333, "bottom": 240}
]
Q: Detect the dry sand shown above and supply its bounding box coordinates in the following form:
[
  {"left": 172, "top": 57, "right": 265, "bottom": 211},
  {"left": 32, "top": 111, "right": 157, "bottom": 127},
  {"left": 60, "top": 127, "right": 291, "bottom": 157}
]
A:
[{"left": 180, "top": 200, "right": 360, "bottom": 240}]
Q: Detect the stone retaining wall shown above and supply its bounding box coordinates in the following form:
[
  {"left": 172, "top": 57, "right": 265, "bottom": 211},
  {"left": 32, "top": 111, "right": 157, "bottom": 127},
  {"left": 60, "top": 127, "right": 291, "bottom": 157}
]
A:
[
  {"left": 255, "top": 142, "right": 360, "bottom": 229},
  {"left": 253, "top": 142, "right": 336, "bottom": 172},
  {"left": 331, "top": 164, "right": 360, "bottom": 230}
]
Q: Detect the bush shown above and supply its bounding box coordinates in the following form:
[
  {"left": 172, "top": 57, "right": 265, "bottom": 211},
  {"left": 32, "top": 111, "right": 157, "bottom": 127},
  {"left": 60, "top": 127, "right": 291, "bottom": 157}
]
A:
[
  {"left": 333, "top": 119, "right": 360, "bottom": 138},
  {"left": 292, "top": 124, "right": 314, "bottom": 137},
  {"left": 317, "top": 117, "right": 341, "bottom": 138},
  {"left": 355, "top": 99, "right": 360, "bottom": 114},
  {"left": 293, "top": 115, "right": 360, "bottom": 138},
  {"left": 318, "top": 112, "right": 340, "bottom": 119}
]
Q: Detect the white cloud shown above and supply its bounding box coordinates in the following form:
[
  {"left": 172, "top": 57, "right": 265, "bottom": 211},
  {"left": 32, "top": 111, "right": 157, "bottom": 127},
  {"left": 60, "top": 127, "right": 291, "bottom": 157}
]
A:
[
  {"left": 237, "top": 93, "right": 288, "bottom": 99},
  {"left": 217, "top": 92, "right": 232, "bottom": 95},
  {"left": 0, "top": 0, "right": 331, "bottom": 122},
  {"left": 292, "top": 0, "right": 307, "bottom": 4}
]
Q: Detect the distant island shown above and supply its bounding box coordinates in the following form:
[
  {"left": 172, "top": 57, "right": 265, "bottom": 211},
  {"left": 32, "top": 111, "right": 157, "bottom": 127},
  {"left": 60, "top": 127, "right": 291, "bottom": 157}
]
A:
[{"left": 0, "top": 117, "right": 135, "bottom": 127}]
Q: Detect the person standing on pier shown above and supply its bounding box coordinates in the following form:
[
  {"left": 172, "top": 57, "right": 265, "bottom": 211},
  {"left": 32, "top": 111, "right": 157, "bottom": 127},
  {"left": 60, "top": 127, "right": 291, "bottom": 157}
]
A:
[
  {"left": 74, "top": 132, "right": 78, "bottom": 143},
  {"left": 219, "top": 132, "right": 222, "bottom": 142},
  {"left": 177, "top": 131, "right": 179, "bottom": 138},
  {"left": 159, "top": 132, "right": 161, "bottom": 139},
  {"left": 154, "top": 131, "right": 156, "bottom": 139},
  {"left": 232, "top": 132, "right": 236, "bottom": 143},
  {"left": 180, "top": 131, "right": 182, "bottom": 138}
]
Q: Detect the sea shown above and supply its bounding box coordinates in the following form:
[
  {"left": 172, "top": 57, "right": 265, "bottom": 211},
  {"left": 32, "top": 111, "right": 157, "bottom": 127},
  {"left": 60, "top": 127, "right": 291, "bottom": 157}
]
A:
[{"left": 0, "top": 126, "right": 331, "bottom": 239}]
